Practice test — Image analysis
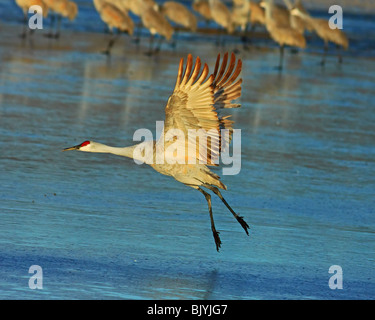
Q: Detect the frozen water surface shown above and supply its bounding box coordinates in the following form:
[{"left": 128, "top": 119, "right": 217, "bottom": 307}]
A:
[{"left": 0, "top": 1, "right": 374, "bottom": 299}]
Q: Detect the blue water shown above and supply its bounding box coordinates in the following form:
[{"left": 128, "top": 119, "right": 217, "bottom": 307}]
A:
[{"left": 0, "top": 1, "right": 375, "bottom": 299}]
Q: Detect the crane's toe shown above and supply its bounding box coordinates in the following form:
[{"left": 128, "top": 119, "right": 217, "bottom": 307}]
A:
[
  {"left": 213, "top": 231, "right": 222, "bottom": 252},
  {"left": 237, "top": 216, "right": 250, "bottom": 236}
]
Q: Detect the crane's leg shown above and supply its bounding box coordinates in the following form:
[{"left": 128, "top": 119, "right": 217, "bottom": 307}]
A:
[
  {"left": 155, "top": 36, "right": 164, "bottom": 53},
  {"left": 54, "top": 15, "right": 62, "bottom": 39},
  {"left": 203, "top": 184, "right": 250, "bottom": 236},
  {"left": 170, "top": 29, "right": 178, "bottom": 48},
  {"left": 337, "top": 45, "right": 343, "bottom": 64},
  {"left": 197, "top": 187, "right": 222, "bottom": 252},
  {"left": 145, "top": 34, "right": 155, "bottom": 56},
  {"left": 20, "top": 11, "right": 28, "bottom": 39},
  {"left": 102, "top": 31, "right": 120, "bottom": 55},
  {"left": 45, "top": 14, "right": 55, "bottom": 38},
  {"left": 132, "top": 22, "right": 142, "bottom": 44},
  {"left": 320, "top": 42, "right": 328, "bottom": 66},
  {"left": 277, "top": 45, "right": 285, "bottom": 71}
]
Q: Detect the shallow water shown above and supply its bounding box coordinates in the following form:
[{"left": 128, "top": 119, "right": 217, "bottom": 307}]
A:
[{"left": 0, "top": 1, "right": 375, "bottom": 300}]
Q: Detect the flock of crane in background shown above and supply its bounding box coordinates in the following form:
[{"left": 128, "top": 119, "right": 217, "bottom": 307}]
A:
[{"left": 15, "top": 0, "right": 349, "bottom": 69}]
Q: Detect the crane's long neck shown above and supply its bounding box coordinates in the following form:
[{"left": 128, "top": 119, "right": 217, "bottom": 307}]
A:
[
  {"left": 85, "top": 141, "right": 148, "bottom": 162},
  {"left": 94, "top": 144, "right": 137, "bottom": 158}
]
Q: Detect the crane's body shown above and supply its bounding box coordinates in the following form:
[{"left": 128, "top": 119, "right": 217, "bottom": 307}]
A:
[
  {"left": 262, "top": 0, "right": 306, "bottom": 70},
  {"left": 63, "top": 53, "right": 249, "bottom": 251},
  {"left": 160, "top": 1, "right": 198, "bottom": 32},
  {"left": 93, "top": 0, "right": 134, "bottom": 55},
  {"left": 291, "top": 6, "right": 349, "bottom": 65}
]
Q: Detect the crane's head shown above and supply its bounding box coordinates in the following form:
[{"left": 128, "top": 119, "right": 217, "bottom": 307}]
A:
[{"left": 62, "top": 140, "right": 92, "bottom": 152}]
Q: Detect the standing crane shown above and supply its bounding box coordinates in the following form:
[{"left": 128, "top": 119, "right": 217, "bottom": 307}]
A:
[
  {"left": 93, "top": 0, "right": 134, "bottom": 55},
  {"left": 160, "top": 1, "right": 197, "bottom": 32},
  {"left": 15, "top": 0, "right": 49, "bottom": 38},
  {"left": 140, "top": 4, "right": 174, "bottom": 55},
  {"left": 192, "top": 0, "right": 212, "bottom": 25},
  {"left": 63, "top": 52, "right": 249, "bottom": 252},
  {"left": 209, "top": 0, "right": 234, "bottom": 46},
  {"left": 290, "top": 5, "right": 349, "bottom": 65},
  {"left": 160, "top": 1, "right": 197, "bottom": 47},
  {"left": 261, "top": 0, "right": 306, "bottom": 70},
  {"left": 44, "top": 0, "right": 78, "bottom": 38},
  {"left": 246, "top": 1, "right": 266, "bottom": 40}
]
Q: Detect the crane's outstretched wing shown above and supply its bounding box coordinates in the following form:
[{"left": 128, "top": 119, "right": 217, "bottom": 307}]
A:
[{"left": 163, "top": 53, "right": 242, "bottom": 166}]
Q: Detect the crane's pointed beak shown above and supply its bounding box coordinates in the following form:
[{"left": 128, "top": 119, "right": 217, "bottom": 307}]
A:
[{"left": 62, "top": 144, "right": 80, "bottom": 152}]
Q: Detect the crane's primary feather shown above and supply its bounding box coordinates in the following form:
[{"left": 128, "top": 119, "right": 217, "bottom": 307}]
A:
[{"left": 163, "top": 52, "right": 242, "bottom": 166}]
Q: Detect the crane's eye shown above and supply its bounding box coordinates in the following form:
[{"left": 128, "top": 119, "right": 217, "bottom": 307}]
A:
[{"left": 80, "top": 141, "right": 90, "bottom": 147}]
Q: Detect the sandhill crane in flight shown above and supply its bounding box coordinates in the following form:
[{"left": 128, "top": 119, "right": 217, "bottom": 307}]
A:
[
  {"left": 261, "top": 0, "right": 306, "bottom": 70},
  {"left": 290, "top": 5, "right": 349, "bottom": 65},
  {"left": 93, "top": 0, "right": 134, "bottom": 55},
  {"left": 44, "top": 0, "right": 78, "bottom": 38},
  {"left": 63, "top": 53, "right": 249, "bottom": 251},
  {"left": 15, "top": 0, "right": 49, "bottom": 38}
]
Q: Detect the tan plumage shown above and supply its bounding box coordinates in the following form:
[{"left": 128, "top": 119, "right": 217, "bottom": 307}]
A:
[
  {"left": 93, "top": 0, "right": 134, "bottom": 54},
  {"left": 141, "top": 4, "right": 174, "bottom": 51},
  {"left": 291, "top": 6, "right": 349, "bottom": 65},
  {"left": 15, "top": 0, "right": 49, "bottom": 17},
  {"left": 263, "top": 0, "right": 306, "bottom": 69},
  {"left": 283, "top": 0, "right": 312, "bottom": 34},
  {"left": 93, "top": 0, "right": 134, "bottom": 34},
  {"left": 63, "top": 53, "right": 249, "bottom": 251},
  {"left": 249, "top": 1, "right": 265, "bottom": 26},
  {"left": 15, "top": 0, "right": 49, "bottom": 38},
  {"left": 162, "top": 52, "right": 242, "bottom": 168},
  {"left": 232, "top": 0, "right": 250, "bottom": 31},
  {"left": 209, "top": 0, "right": 234, "bottom": 34},
  {"left": 160, "top": 1, "right": 197, "bottom": 32},
  {"left": 44, "top": 0, "right": 77, "bottom": 20},
  {"left": 193, "top": 0, "right": 212, "bottom": 23},
  {"left": 261, "top": 0, "right": 290, "bottom": 28},
  {"left": 123, "top": 0, "right": 156, "bottom": 17},
  {"left": 43, "top": 0, "right": 78, "bottom": 38}
]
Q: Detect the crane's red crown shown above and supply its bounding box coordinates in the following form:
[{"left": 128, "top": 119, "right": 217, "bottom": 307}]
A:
[{"left": 80, "top": 140, "right": 90, "bottom": 147}]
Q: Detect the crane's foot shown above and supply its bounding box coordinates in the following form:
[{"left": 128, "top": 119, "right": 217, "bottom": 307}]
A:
[
  {"left": 212, "top": 230, "right": 222, "bottom": 252},
  {"left": 236, "top": 215, "right": 250, "bottom": 236}
]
